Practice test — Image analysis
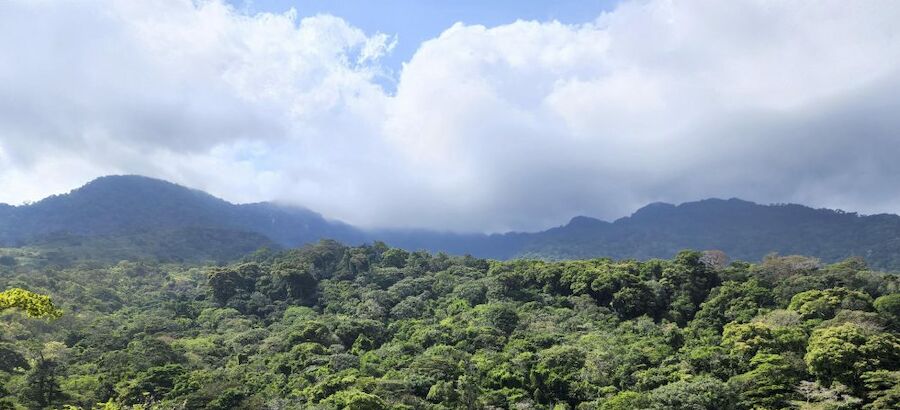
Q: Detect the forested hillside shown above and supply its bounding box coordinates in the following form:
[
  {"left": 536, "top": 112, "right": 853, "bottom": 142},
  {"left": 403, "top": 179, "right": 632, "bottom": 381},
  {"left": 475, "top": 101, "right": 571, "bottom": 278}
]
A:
[
  {"left": 518, "top": 199, "right": 900, "bottom": 268},
  {"left": 2, "top": 242, "right": 899, "bottom": 409},
  {"left": 0, "top": 176, "right": 364, "bottom": 253},
  {"left": 5, "top": 176, "right": 900, "bottom": 269}
]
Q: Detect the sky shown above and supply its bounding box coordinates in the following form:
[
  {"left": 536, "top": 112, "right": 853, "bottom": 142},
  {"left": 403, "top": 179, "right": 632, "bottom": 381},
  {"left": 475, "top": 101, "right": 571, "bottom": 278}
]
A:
[
  {"left": 2, "top": 0, "right": 900, "bottom": 233},
  {"left": 227, "top": 0, "right": 620, "bottom": 86}
]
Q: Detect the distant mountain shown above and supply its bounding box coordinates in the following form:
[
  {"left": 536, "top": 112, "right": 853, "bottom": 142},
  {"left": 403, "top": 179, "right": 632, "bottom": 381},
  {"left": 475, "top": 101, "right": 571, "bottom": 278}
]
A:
[
  {"left": 381, "top": 199, "right": 900, "bottom": 269},
  {"left": 515, "top": 199, "right": 900, "bottom": 269},
  {"left": 3, "top": 175, "right": 900, "bottom": 268},
  {"left": 0, "top": 175, "right": 365, "bottom": 261}
]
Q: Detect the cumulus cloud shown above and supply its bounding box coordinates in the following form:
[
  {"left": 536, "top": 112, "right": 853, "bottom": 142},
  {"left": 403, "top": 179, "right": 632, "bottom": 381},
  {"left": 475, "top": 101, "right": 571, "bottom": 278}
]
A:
[
  {"left": 2, "top": 0, "right": 900, "bottom": 232},
  {"left": 382, "top": 0, "right": 900, "bottom": 230}
]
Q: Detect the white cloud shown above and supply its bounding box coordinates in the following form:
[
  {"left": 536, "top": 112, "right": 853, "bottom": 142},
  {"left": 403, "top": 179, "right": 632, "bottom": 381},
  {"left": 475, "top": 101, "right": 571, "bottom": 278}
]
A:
[
  {"left": 0, "top": 0, "right": 396, "bottom": 214},
  {"left": 2, "top": 0, "right": 900, "bottom": 232},
  {"left": 382, "top": 0, "right": 900, "bottom": 231}
]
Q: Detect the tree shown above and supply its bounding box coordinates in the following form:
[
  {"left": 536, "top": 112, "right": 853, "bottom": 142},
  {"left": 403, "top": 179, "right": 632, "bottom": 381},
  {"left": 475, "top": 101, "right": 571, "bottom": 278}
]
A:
[
  {"left": 728, "top": 353, "right": 799, "bottom": 409},
  {"left": 321, "top": 389, "right": 388, "bottom": 409},
  {"left": 788, "top": 288, "right": 873, "bottom": 321},
  {"left": 530, "top": 345, "right": 586, "bottom": 405},
  {"left": 862, "top": 370, "right": 900, "bottom": 409},
  {"left": 611, "top": 284, "right": 658, "bottom": 319},
  {"left": 874, "top": 294, "right": 900, "bottom": 329},
  {"left": 757, "top": 254, "right": 821, "bottom": 284},
  {"left": 647, "top": 376, "right": 737, "bottom": 410},
  {"left": 0, "top": 342, "right": 28, "bottom": 373},
  {"left": 660, "top": 251, "right": 721, "bottom": 324},
  {"left": 805, "top": 323, "right": 900, "bottom": 392},
  {"left": 271, "top": 264, "right": 317, "bottom": 303},
  {"left": 482, "top": 304, "right": 519, "bottom": 335},
  {"left": 426, "top": 380, "right": 459, "bottom": 404},
  {"left": 408, "top": 345, "right": 470, "bottom": 395},
  {"left": 22, "top": 351, "right": 66, "bottom": 408},
  {"left": 4, "top": 242, "right": 900, "bottom": 409},
  {"left": 792, "top": 381, "right": 862, "bottom": 409},
  {"left": 600, "top": 391, "right": 650, "bottom": 410},
  {"left": 806, "top": 324, "right": 867, "bottom": 389},
  {"left": 206, "top": 266, "right": 248, "bottom": 305},
  {"left": 0, "top": 288, "right": 62, "bottom": 319},
  {"left": 721, "top": 321, "right": 805, "bottom": 363},
  {"left": 380, "top": 248, "right": 409, "bottom": 269},
  {"left": 116, "top": 364, "right": 186, "bottom": 404},
  {"left": 390, "top": 296, "right": 428, "bottom": 320},
  {"left": 691, "top": 279, "right": 773, "bottom": 333}
]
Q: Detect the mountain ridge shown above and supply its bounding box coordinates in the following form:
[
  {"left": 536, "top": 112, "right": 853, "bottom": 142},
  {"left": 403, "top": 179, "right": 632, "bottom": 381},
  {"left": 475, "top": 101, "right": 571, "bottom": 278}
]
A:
[{"left": 3, "top": 175, "right": 900, "bottom": 268}]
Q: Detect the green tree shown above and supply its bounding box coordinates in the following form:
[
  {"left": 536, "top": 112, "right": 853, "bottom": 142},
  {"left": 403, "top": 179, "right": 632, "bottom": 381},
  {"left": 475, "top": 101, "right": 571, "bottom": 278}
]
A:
[
  {"left": 600, "top": 391, "right": 650, "bottom": 410},
  {"left": 647, "top": 376, "right": 737, "bottom": 410},
  {"left": 270, "top": 263, "right": 318, "bottom": 303},
  {"left": 789, "top": 288, "right": 873, "bottom": 321},
  {"left": 321, "top": 389, "right": 388, "bottom": 409},
  {"left": 691, "top": 279, "right": 773, "bottom": 333},
  {"left": 721, "top": 321, "right": 805, "bottom": 363},
  {"left": 22, "top": 355, "right": 66, "bottom": 408},
  {"left": 862, "top": 370, "right": 900, "bottom": 409},
  {"left": 380, "top": 248, "right": 409, "bottom": 269},
  {"left": 805, "top": 323, "right": 900, "bottom": 391},
  {"left": 482, "top": 304, "right": 519, "bottom": 335},
  {"left": 0, "top": 342, "right": 28, "bottom": 372},
  {"left": 530, "top": 345, "right": 586, "bottom": 405},
  {"left": 206, "top": 266, "right": 250, "bottom": 305},
  {"left": 116, "top": 364, "right": 186, "bottom": 404},
  {"left": 611, "top": 284, "right": 658, "bottom": 319},
  {"left": 728, "top": 353, "right": 799, "bottom": 409},
  {"left": 660, "top": 251, "right": 721, "bottom": 324},
  {"left": 874, "top": 294, "right": 900, "bottom": 329}
]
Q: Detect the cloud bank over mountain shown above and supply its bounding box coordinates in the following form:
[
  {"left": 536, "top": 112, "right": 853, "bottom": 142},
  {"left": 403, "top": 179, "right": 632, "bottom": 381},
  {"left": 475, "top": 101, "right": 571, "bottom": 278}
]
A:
[{"left": 2, "top": 0, "right": 900, "bottom": 232}]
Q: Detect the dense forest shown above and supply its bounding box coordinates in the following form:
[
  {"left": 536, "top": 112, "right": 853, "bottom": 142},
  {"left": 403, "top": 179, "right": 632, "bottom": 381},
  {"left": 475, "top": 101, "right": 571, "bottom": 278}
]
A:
[
  {"left": 2, "top": 241, "right": 899, "bottom": 409},
  {"left": 8, "top": 176, "right": 900, "bottom": 269}
]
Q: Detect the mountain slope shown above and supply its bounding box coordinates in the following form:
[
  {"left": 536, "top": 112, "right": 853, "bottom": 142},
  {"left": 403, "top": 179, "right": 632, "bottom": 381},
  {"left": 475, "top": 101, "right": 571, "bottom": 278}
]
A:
[
  {"left": 3, "top": 176, "right": 900, "bottom": 268},
  {"left": 516, "top": 199, "right": 900, "bottom": 268},
  {"left": 0, "top": 175, "right": 365, "bottom": 254},
  {"left": 384, "top": 198, "right": 900, "bottom": 269},
  {"left": 27, "top": 227, "right": 277, "bottom": 264}
]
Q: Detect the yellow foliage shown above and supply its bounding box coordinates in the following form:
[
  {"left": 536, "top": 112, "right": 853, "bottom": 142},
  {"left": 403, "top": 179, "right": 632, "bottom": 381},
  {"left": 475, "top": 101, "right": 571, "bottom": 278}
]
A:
[{"left": 0, "top": 287, "right": 62, "bottom": 319}]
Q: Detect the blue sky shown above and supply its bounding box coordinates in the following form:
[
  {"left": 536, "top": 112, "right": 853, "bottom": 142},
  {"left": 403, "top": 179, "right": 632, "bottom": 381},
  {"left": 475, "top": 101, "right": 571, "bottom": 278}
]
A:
[{"left": 229, "top": 0, "right": 620, "bottom": 82}]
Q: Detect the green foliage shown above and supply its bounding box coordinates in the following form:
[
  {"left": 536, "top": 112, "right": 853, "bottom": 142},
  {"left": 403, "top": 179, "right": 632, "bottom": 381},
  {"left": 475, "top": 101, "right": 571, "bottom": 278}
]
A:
[
  {"left": 721, "top": 321, "right": 806, "bottom": 363},
  {"left": 115, "top": 364, "right": 185, "bottom": 404},
  {"left": 599, "top": 391, "right": 649, "bottom": 410},
  {"left": 691, "top": 279, "right": 773, "bottom": 333},
  {"left": 380, "top": 248, "right": 409, "bottom": 269},
  {"left": 530, "top": 345, "right": 587, "bottom": 404},
  {"left": 805, "top": 323, "right": 900, "bottom": 392},
  {"left": 646, "top": 375, "right": 737, "bottom": 409},
  {"left": 860, "top": 370, "right": 900, "bottom": 409},
  {"left": 1, "top": 242, "right": 899, "bottom": 409},
  {"left": 789, "top": 288, "right": 874, "bottom": 321},
  {"left": 874, "top": 293, "right": 900, "bottom": 329},
  {"left": 728, "top": 353, "right": 800, "bottom": 409},
  {"left": 321, "top": 389, "right": 388, "bottom": 409}
]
